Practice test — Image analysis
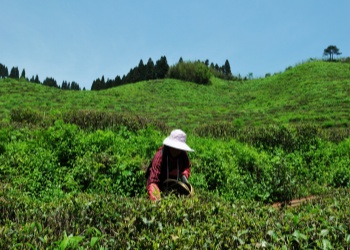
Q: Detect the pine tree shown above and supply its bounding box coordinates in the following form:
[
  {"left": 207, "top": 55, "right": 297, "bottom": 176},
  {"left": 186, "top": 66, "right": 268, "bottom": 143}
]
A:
[
  {"left": 137, "top": 59, "right": 146, "bottom": 81},
  {"left": 155, "top": 56, "right": 169, "bottom": 79},
  {"left": 20, "top": 69, "right": 26, "bottom": 79},
  {"left": 214, "top": 64, "right": 220, "bottom": 71},
  {"left": 224, "top": 59, "right": 232, "bottom": 76},
  {"left": 114, "top": 75, "right": 122, "bottom": 86},
  {"left": 9, "top": 67, "right": 20, "bottom": 79},
  {"left": 61, "top": 81, "right": 68, "bottom": 90},
  {"left": 70, "top": 81, "right": 80, "bottom": 90},
  {"left": 43, "top": 77, "right": 58, "bottom": 88},
  {"left": 106, "top": 78, "right": 114, "bottom": 89},
  {"left": 323, "top": 45, "right": 342, "bottom": 61},
  {"left": 34, "top": 75, "right": 40, "bottom": 84},
  {"left": 145, "top": 58, "right": 155, "bottom": 80},
  {"left": 91, "top": 79, "right": 98, "bottom": 90},
  {"left": 91, "top": 77, "right": 105, "bottom": 90},
  {"left": 101, "top": 76, "right": 106, "bottom": 88},
  {"left": 0, "top": 63, "right": 9, "bottom": 78}
]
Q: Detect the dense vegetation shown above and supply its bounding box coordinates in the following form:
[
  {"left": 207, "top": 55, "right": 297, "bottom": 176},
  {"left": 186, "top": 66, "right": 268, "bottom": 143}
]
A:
[
  {"left": 0, "top": 63, "right": 80, "bottom": 91},
  {"left": 167, "top": 61, "right": 212, "bottom": 84},
  {"left": 1, "top": 60, "right": 349, "bottom": 130},
  {"left": 2, "top": 185, "right": 350, "bottom": 249},
  {"left": 1, "top": 121, "right": 350, "bottom": 201},
  {"left": 0, "top": 59, "right": 350, "bottom": 248},
  {"left": 1, "top": 56, "right": 234, "bottom": 91}
]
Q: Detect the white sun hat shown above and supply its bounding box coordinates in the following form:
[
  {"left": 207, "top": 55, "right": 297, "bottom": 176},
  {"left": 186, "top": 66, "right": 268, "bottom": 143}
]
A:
[{"left": 163, "top": 129, "right": 194, "bottom": 152}]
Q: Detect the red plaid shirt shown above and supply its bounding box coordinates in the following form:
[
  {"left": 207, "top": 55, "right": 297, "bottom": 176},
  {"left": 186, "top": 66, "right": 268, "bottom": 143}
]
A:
[{"left": 147, "top": 146, "right": 191, "bottom": 200}]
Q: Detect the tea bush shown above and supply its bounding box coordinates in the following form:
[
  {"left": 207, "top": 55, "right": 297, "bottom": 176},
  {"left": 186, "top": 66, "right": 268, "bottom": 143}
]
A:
[
  {"left": 194, "top": 122, "right": 350, "bottom": 148},
  {"left": 10, "top": 108, "right": 169, "bottom": 133},
  {"left": 1, "top": 184, "right": 350, "bottom": 249},
  {"left": 0, "top": 121, "right": 349, "bottom": 203},
  {"left": 189, "top": 135, "right": 331, "bottom": 202},
  {"left": 12, "top": 124, "right": 166, "bottom": 199},
  {"left": 1, "top": 122, "right": 350, "bottom": 248},
  {"left": 331, "top": 138, "right": 350, "bottom": 187}
]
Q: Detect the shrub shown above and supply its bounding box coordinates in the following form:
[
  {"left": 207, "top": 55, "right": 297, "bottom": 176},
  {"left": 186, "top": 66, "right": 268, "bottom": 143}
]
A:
[
  {"left": 332, "top": 166, "right": 350, "bottom": 187},
  {"left": 10, "top": 107, "right": 44, "bottom": 124},
  {"left": 1, "top": 186, "right": 350, "bottom": 249},
  {"left": 42, "top": 120, "right": 82, "bottom": 168},
  {"left": 167, "top": 61, "right": 212, "bottom": 84},
  {"left": 1, "top": 121, "right": 350, "bottom": 204},
  {"left": 9, "top": 108, "right": 169, "bottom": 133},
  {"left": 331, "top": 138, "right": 350, "bottom": 187}
]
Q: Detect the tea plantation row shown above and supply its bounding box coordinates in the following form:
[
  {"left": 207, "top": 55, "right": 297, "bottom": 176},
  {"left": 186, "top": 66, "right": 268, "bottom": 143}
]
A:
[
  {"left": 1, "top": 121, "right": 350, "bottom": 248},
  {"left": 1, "top": 184, "right": 350, "bottom": 249},
  {"left": 1, "top": 120, "right": 350, "bottom": 202}
]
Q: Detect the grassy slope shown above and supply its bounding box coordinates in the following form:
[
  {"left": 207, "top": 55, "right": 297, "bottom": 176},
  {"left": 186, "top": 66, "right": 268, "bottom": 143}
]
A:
[
  {"left": 1, "top": 61, "right": 350, "bottom": 247},
  {"left": 0, "top": 60, "right": 349, "bottom": 131}
]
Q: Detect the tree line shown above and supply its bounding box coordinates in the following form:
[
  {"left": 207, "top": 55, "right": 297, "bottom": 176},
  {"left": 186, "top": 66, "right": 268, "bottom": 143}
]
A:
[
  {"left": 90, "top": 45, "right": 344, "bottom": 91},
  {"left": 0, "top": 63, "right": 82, "bottom": 90},
  {"left": 90, "top": 56, "right": 169, "bottom": 90},
  {"left": 1, "top": 55, "right": 233, "bottom": 91},
  {"left": 1, "top": 45, "right": 344, "bottom": 91},
  {"left": 90, "top": 56, "right": 235, "bottom": 91}
]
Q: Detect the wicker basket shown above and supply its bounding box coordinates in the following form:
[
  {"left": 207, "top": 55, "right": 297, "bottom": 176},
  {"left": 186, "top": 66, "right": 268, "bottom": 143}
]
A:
[{"left": 162, "top": 179, "right": 194, "bottom": 197}]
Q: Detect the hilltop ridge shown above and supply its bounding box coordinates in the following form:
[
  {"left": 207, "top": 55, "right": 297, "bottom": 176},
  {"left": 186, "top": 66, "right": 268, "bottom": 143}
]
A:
[{"left": 0, "top": 60, "right": 349, "bottom": 130}]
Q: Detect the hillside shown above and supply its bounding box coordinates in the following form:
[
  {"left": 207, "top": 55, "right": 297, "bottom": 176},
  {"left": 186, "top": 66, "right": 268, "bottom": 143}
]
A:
[
  {"left": 1, "top": 60, "right": 350, "bottom": 248},
  {"left": 0, "top": 60, "right": 349, "bottom": 131}
]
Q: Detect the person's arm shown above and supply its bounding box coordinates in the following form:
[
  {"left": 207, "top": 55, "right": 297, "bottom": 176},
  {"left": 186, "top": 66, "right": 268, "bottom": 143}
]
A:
[
  {"left": 147, "top": 183, "right": 161, "bottom": 201},
  {"left": 147, "top": 149, "right": 163, "bottom": 201}
]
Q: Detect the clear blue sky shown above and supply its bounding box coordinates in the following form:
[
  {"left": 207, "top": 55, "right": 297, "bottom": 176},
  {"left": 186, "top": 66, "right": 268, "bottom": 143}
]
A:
[{"left": 1, "top": 1, "right": 349, "bottom": 90}]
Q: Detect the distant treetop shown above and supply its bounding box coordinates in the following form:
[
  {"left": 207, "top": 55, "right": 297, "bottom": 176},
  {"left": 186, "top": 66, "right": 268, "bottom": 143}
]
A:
[{"left": 323, "top": 45, "right": 342, "bottom": 61}]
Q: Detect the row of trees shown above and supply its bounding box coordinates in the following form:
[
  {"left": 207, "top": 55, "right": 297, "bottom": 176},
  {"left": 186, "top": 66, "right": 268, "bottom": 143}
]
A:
[
  {"left": 89, "top": 45, "right": 343, "bottom": 91},
  {"left": 1, "top": 45, "right": 343, "bottom": 92},
  {"left": 91, "top": 56, "right": 234, "bottom": 91},
  {"left": 2, "top": 56, "right": 233, "bottom": 92},
  {"left": 91, "top": 56, "right": 169, "bottom": 90},
  {"left": 0, "top": 63, "right": 82, "bottom": 90},
  {"left": 0, "top": 65, "right": 26, "bottom": 79}
]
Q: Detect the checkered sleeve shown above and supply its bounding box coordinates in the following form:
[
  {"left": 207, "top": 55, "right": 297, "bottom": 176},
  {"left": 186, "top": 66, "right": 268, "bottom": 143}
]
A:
[{"left": 147, "top": 148, "right": 163, "bottom": 200}]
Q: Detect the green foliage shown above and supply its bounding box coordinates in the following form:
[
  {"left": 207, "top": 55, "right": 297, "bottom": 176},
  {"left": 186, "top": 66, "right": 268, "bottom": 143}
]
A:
[
  {"left": 0, "top": 122, "right": 349, "bottom": 203},
  {"left": 155, "top": 55, "right": 169, "bottom": 79},
  {"left": 331, "top": 138, "right": 350, "bottom": 188},
  {"left": 43, "top": 76, "right": 59, "bottom": 88},
  {"left": 0, "top": 63, "right": 9, "bottom": 78},
  {"left": 10, "top": 108, "right": 169, "bottom": 133},
  {"left": 1, "top": 60, "right": 350, "bottom": 248},
  {"left": 333, "top": 167, "right": 350, "bottom": 188},
  {"left": 9, "top": 66, "right": 20, "bottom": 79},
  {"left": 1, "top": 60, "right": 350, "bottom": 131},
  {"left": 323, "top": 45, "right": 342, "bottom": 61},
  {"left": 10, "top": 107, "right": 45, "bottom": 125},
  {"left": 195, "top": 122, "right": 350, "bottom": 148},
  {"left": 62, "top": 109, "right": 169, "bottom": 132},
  {"left": 168, "top": 60, "right": 212, "bottom": 84},
  {"left": 1, "top": 185, "right": 350, "bottom": 249},
  {"left": 0, "top": 136, "right": 64, "bottom": 200},
  {"left": 0, "top": 124, "right": 166, "bottom": 200}
]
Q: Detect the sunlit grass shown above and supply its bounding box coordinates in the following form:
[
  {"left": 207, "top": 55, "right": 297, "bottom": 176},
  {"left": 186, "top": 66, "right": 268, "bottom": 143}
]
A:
[{"left": 0, "top": 60, "right": 349, "bottom": 131}]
